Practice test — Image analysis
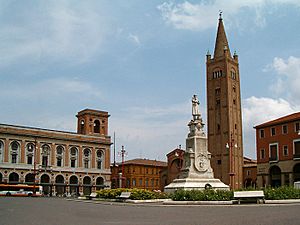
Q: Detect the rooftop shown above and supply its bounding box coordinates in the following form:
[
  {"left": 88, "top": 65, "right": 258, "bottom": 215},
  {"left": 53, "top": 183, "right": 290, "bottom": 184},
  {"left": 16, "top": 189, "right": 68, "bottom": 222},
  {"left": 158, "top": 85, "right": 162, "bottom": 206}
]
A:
[{"left": 254, "top": 112, "right": 300, "bottom": 129}]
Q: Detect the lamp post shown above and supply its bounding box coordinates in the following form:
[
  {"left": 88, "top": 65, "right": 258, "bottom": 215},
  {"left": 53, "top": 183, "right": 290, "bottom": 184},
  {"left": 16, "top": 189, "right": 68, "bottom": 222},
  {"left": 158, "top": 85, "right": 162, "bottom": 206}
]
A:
[
  {"left": 118, "top": 146, "right": 127, "bottom": 188},
  {"left": 33, "top": 138, "right": 37, "bottom": 195},
  {"left": 226, "top": 133, "right": 237, "bottom": 190}
]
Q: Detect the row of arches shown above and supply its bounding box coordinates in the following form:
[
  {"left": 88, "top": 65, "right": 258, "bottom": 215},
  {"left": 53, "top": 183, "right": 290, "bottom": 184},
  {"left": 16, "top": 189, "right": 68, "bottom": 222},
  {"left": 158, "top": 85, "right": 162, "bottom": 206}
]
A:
[
  {"left": 268, "top": 164, "right": 300, "bottom": 187},
  {"left": 0, "top": 172, "right": 105, "bottom": 195}
]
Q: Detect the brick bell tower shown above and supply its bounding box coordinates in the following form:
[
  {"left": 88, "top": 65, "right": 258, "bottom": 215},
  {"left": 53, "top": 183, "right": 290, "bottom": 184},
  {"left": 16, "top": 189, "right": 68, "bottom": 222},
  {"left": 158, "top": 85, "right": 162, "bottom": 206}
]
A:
[
  {"left": 76, "top": 109, "right": 110, "bottom": 136},
  {"left": 206, "top": 13, "right": 244, "bottom": 189}
]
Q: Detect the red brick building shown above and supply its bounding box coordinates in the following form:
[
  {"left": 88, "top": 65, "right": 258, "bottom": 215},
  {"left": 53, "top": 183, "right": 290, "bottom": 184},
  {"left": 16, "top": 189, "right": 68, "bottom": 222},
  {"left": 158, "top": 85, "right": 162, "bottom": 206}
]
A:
[
  {"left": 243, "top": 157, "right": 257, "bottom": 188},
  {"left": 255, "top": 112, "right": 300, "bottom": 187},
  {"left": 111, "top": 158, "right": 167, "bottom": 191}
]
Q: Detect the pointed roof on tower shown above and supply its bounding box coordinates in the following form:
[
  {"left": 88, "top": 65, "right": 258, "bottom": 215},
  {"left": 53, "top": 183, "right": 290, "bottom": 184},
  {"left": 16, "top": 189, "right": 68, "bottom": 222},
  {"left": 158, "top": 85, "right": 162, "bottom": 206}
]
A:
[{"left": 213, "top": 12, "right": 231, "bottom": 58}]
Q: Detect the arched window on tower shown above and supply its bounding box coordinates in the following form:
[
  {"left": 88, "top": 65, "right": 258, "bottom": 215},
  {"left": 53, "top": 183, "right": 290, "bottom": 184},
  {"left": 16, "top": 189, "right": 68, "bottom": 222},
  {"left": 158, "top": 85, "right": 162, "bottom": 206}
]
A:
[
  {"left": 10, "top": 141, "right": 20, "bottom": 164},
  {"left": 94, "top": 120, "right": 100, "bottom": 133},
  {"left": 80, "top": 120, "right": 85, "bottom": 134}
]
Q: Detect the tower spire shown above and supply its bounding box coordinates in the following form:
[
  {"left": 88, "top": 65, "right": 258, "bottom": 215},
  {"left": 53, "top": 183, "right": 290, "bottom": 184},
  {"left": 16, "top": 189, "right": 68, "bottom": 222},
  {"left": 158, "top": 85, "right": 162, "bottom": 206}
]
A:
[{"left": 213, "top": 13, "right": 231, "bottom": 58}]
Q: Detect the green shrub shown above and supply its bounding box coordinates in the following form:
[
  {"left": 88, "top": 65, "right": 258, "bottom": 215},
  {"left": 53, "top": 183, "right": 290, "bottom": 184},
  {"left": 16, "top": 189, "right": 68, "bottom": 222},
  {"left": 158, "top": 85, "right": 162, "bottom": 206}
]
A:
[
  {"left": 95, "top": 188, "right": 168, "bottom": 200},
  {"left": 264, "top": 186, "right": 300, "bottom": 200},
  {"left": 170, "top": 189, "right": 233, "bottom": 201}
]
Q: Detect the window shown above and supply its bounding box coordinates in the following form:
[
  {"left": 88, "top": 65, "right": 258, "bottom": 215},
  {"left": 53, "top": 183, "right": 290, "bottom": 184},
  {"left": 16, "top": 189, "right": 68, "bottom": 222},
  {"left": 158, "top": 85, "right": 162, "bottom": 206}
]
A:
[
  {"left": 145, "top": 178, "right": 149, "bottom": 187},
  {"left": 215, "top": 88, "right": 221, "bottom": 96},
  {"left": 146, "top": 168, "right": 148, "bottom": 174},
  {"left": 269, "top": 144, "right": 278, "bottom": 161},
  {"left": 41, "top": 144, "right": 50, "bottom": 167},
  {"left": 80, "top": 120, "right": 85, "bottom": 133},
  {"left": 70, "top": 147, "right": 78, "bottom": 168},
  {"left": 94, "top": 120, "right": 100, "bottom": 133},
  {"left": 233, "top": 99, "right": 236, "bottom": 105},
  {"left": 57, "top": 158, "right": 62, "bottom": 167},
  {"left": 294, "top": 140, "right": 300, "bottom": 158},
  {"left": 139, "top": 178, "right": 143, "bottom": 186},
  {"left": 283, "top": 145, "right": 288, "bottom": 156},
  {"left": 26, "top": 143, "right": 34, "bottom": 165},
  {"left": 295, "top": 122, "right": 300, "bottom": 133},
  {"left": 216, "top": 99, "right": 220, "bottom": 105},
  {"left": 71, "top": 160, "right": 76, "bottom": 168},
  {"left": 212, "top": 70, "right": 223, "bottom": 79},
  {"left": 56, "top": 146, "right": 64, "bottom": 167},
  {"left": 83, "top": 148, "right": 91, "bottom": 169},
  {"left": 0, "top": 141, "right": 3, "bottom": 163},
  {"left": 282, "top": 125, "right": 288, "bottom": 134},
  {"left": 12, "top": 154, "right": 17, "bottom": 163},
  {"left": 259, "top": 129, "right": 265, "bottom": 138},
  {"left": 151, "top": 179, "right": 154, "bottom": 187},
  {"left": 260, "top": 149, "right": 265, "bottom": 159},
  {"left": 10, "top": 141, "right": 20, "bottom": 164},
  {"left": 217, "top": 160, "right": 222, "bottom": 165},
  {"left": 271, "top": 127, "right": 276, "bottom": 136},
  {"left": 132, "top": 179, "right": 136, "bottom": 187},
  {"left": 231, "top": 70, "right": 236, "bottom": 80},
  {"left": 96, "top": 149, "right": 103, "bottom": 170},
  {"left": 217, "top": 124, "right": 220, "bottom": 132},
  {"left": 247, "top": 170, "right": 251, "bottom": 176},
  {"left": 42, "top": 156, "right": 48, "bottom": 167}
]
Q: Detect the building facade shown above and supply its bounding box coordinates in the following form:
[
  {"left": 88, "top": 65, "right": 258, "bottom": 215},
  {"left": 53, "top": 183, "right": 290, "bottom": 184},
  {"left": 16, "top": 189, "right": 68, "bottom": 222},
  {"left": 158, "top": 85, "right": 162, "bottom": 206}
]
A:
[
  {"left": 111, "top": 158, "right": 167, "bottom": 191},
  {"left": 0, "top": 109, "right": 111, "bottom": 196},
  {"left": 206, "top": 15, "right": 244, "bottom": 189},
  {"left": 243, "top": 157, "right": 257, "bottom": 188},
  {"left": 255, "top": 112, "right": 300, "bottom": 187}
]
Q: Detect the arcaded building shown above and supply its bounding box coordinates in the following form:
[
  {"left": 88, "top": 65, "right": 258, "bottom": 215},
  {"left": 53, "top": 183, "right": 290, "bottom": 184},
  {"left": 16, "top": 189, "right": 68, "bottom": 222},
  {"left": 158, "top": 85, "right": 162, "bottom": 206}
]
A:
[
  {"left": 255, "top": 112, "right": 300, "bottom": 187},
  {"left": 206, "top": 15, "right": 244, "bottom": 189},
  {"left": 0, "top": 109, "right": 111, "bottom": 196}
]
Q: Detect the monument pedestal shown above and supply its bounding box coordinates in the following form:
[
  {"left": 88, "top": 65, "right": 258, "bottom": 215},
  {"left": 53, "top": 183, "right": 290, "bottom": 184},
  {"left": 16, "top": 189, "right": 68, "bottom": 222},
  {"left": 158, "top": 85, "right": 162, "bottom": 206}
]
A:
[{"left": 164, "top": 95, "right": 229, "bottom": 193}]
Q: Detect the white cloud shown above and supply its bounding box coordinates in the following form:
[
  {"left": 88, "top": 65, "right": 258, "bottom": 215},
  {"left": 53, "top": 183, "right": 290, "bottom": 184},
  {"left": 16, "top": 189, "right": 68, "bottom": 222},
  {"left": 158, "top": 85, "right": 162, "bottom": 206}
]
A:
[
  {"left": 268, "top": 56, "right": 300, "bottom": 103},
  {"left": 157, "top": 0, "right": 300, "bottom": 31},
  {"left": 128, "top": 33, "right": 141, "bottom": 46}
]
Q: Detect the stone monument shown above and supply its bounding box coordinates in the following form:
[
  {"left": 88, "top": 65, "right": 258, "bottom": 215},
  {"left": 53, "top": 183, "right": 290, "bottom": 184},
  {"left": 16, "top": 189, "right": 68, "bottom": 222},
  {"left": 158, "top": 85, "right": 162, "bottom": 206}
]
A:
[{"left": 164, "top": 95, "right": 229, "bottom": 192}]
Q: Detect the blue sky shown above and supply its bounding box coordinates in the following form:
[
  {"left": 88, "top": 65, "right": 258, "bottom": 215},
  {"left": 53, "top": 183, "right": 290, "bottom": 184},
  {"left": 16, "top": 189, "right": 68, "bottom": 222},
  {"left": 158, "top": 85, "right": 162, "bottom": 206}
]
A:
[{"left": 1, "top": 0, "right": 300, "bottom": 162}]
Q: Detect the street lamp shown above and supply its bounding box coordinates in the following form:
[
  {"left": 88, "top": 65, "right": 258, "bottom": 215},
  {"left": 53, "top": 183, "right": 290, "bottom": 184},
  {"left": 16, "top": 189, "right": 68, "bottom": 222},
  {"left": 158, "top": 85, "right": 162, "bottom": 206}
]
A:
[
  {"left": 226, "top": 133, "right": 237, "bottom": 190},
  {"left": 118, "top": 146, "right": 127, "bottom": 188}
]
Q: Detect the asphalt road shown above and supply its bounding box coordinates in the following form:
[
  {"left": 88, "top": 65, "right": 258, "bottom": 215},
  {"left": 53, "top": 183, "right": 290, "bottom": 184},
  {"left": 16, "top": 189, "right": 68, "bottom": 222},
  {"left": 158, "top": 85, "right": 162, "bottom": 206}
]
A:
[{"left": 0, "top": 197, "right": 299, "bottom": 225}]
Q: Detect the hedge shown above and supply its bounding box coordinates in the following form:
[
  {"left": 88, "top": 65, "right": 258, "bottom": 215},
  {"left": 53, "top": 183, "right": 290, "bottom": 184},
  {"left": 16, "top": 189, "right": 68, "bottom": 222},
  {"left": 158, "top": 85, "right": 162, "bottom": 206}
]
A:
[{"left": 95, "top": 188, "right": 168, "bottom": 200}]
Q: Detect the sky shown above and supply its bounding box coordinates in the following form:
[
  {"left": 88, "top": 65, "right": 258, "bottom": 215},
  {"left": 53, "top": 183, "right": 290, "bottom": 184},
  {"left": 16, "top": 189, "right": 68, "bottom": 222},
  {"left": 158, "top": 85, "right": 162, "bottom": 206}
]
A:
[{"left": 0, "top": 0, "right": 300, "bottom": 162}]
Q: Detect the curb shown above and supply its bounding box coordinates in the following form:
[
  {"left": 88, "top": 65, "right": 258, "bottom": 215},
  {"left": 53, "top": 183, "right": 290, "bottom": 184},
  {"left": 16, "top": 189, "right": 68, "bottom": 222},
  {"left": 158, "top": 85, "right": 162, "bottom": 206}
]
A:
[
  {"left": 265, "top": 199, "right": 300, "bottom": 204},
  {"left": 163, "top": 200, "right": 233, "bottom": 205}
]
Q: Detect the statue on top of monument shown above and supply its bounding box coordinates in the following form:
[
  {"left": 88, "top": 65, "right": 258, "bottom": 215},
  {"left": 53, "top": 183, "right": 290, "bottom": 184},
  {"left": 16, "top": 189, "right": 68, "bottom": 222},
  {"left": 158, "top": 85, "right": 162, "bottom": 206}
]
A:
[{"left": 192, "top": 95, "right": 201, "bottom": 120}]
